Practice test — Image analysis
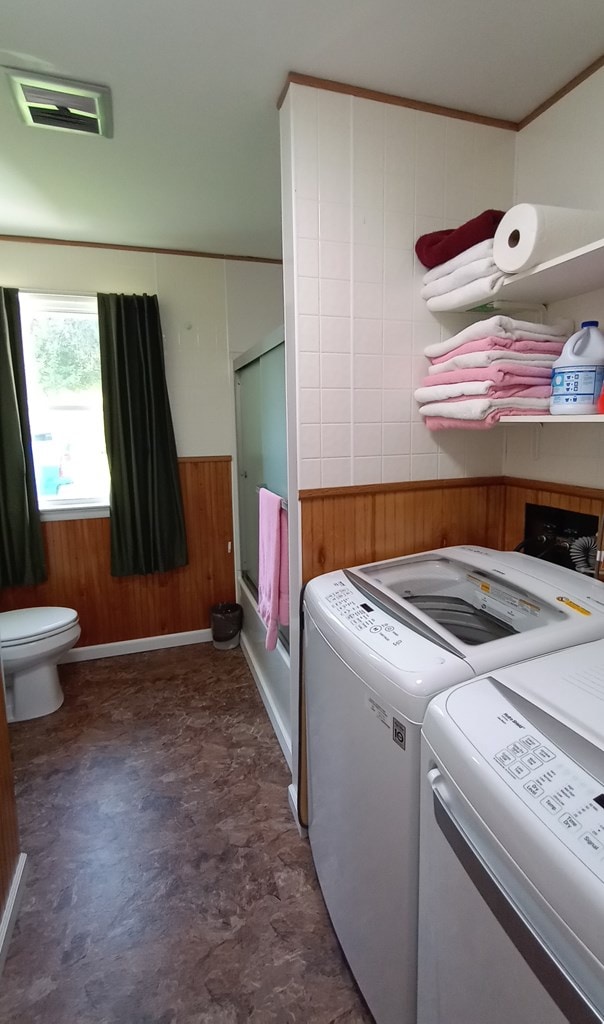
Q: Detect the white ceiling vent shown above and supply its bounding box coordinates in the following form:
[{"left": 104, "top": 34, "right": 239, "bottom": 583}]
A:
[{"left": 6, "top": 69, "right": 112, "bottom": 137}]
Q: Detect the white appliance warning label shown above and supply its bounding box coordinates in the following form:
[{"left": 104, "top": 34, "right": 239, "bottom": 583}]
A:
[{"left": 366, "top": 694, "right": 390, "bottom": 728}]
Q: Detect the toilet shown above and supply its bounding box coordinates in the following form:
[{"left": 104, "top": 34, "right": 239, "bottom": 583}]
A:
[{"left": 0, "top": 607, "right": 81, "bottom": 722}]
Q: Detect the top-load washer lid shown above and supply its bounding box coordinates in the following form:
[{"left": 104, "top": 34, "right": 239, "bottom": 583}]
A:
[
  {"left": 341, "top": 545, "right": 604, "bottom": 677},
  {"left": 0, "top": 607, "right": 79, "bottom": 646}
]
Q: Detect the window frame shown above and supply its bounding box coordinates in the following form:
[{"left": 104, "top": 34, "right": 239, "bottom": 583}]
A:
[{"left": 18, "top": 290, "right": 110, "bottom": 522}]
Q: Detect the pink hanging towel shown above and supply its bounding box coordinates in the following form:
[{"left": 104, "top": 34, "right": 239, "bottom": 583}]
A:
[
  {"left": 278, "top": 507, "right": 289, "bottom": 629},
  {"left": 258, "top": 488, "right": 288, "bottom": 651}
]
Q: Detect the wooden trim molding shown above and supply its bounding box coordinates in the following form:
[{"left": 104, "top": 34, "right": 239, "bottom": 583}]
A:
[
  {"left": 0, "top": 691, "right": 19, "bottom": 926},
  {"left": 278, "top": 72, "right": 517, "bottom": 130},
  {"left": 299, "top": 476, "right": 502, "bottom": 501},
  {"left": 280, "top": 57, "right": 604, "bottom": 133},
  {"left": 503, "top": 475, "right": 604, "bottom": 503},
  {"left": 518, "top": 54, "right": 604, "bottom": 130},
  {"left": 0, "top": 235, "right": 282, "bottom": 266},
  {"left": 180, "top": 455, "right": 232, "bottom": 463}
]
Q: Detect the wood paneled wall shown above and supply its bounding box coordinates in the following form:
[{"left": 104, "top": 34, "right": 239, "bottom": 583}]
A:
[
  {"left": 300, "top": 477, "right": 504, "bottom": 582},
  {"left": 502, "top": 477, "right": 604, "bottom": 552},
  {"left": 300, "top": 474, "right": 604, "bottom": 584},
  {"left": 0, "top": 457, "right": 236, "bottom": 647},
  {"left": 0, "top": 673, "right": 19, "bottom": 922}
]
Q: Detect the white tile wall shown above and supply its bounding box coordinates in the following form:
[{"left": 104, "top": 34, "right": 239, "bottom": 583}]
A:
[{"left": 284, "top": 83, "right": 516, "bottom": 487}]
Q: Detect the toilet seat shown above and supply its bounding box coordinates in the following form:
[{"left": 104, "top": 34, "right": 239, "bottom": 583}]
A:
[{"left": 0, "top": 607, "right": 79, "bottom": 647}]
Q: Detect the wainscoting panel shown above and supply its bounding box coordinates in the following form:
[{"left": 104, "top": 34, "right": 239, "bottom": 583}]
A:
[
  {"left": 0, "top": 686, "right": 19, "bottom": 921},
  {"left": 0, "top": 458, "right": 236, "bottom": 647},
  {"left": 300, "top": 477, "right": 503, "bottom": 582},
  {"left": 502, "top": 477, "right": 604, "bottom": 552}
]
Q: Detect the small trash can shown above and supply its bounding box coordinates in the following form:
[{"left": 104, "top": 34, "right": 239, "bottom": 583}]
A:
[{"left": 211, "top": 602, "right": 243, "bottom": 650}]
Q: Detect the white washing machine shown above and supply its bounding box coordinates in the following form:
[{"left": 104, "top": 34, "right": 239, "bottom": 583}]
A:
[
  {"left": 303, "top": 545, "right": 604, "bottom": 1024},
  {"left": 418, "top": 640, "right": 604, "bottom": 1024}
]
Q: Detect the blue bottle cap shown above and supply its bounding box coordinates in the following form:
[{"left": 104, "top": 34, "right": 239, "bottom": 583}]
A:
[{"left": 581, "top": 320, "right": 599, "bottom": 327}]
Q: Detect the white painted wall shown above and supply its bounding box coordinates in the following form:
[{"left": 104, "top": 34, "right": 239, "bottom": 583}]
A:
[
  {"left": 503, "top": 67, "right": 604, "bottom": 486},
  {"left": 281, "top": 84, "right": 516, "bottom": 491},
  {"left": 0, "top": 241, "right": 283, "bottom": 457},
  {"left": 224, "top": 260, "right": 284, "bottom": 355}
]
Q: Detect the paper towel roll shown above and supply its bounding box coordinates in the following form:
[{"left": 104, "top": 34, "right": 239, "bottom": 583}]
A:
[{"left": 493, "top": 204, "right": 604, "bottom": 274}]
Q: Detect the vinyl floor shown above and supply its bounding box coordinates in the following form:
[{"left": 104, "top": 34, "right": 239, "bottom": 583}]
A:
[{"left": 1, "top": 644, "right": 373, "bottom": 1024}]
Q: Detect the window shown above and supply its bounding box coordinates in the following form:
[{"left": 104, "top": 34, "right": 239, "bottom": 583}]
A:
[{"left": 19, "top": 292, "right": 110, "bottom": 516}]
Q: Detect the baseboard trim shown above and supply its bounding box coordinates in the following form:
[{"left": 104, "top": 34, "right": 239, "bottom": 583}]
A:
[
  {"left": 62, "top": 629, "right": 213, "bottom": 663},
  {"left": 240, "top": 633, "right": 292, "bottom": 769},
  {"left": 0, "top": 853, "right": 27, "bottom": 978},
  {"left": 288, "top": 783, "right": 307, "bottom": 836}
]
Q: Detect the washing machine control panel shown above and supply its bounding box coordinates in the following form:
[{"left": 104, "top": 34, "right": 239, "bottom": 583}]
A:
[
  {"left": 449, "top": 682, "right": 604, "bottom": 881},
  {"left": 324, "top": 578, "right": 404, "bottom": 641},
  {"left": 315, "top": 574, "right": 454, "bottom": 673}
]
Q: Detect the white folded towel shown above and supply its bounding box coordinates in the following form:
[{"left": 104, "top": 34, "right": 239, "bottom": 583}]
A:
[
  {"left": 414, "top": 380, "right": 521, "bottom": 402},
  {"left": 419, "top": 396, "right": 551, "bottom": 420},
  {"left": 425, "top": 273, "right": 506, "bottom": 312},
  {"left": 422, "top": 239, "right": 494, "bottom": 285},
  {"left": 424, "top": 315, "right": 572, "bottom": 359},
  {"left": 421, "top": 256, "right": 498, "bottom": 300},
  {"left": 427, "top": 351, "right": 558, "bottom": 375}
]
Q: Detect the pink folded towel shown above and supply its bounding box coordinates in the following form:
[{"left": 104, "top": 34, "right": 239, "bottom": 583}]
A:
[
  {"left": 421, "top": 364, "right": 552, "bottom": 388},
  {"left": 430, "top": 336, "right": 564, "bottom": 365},
  {"left": 258, "top": 488, "right": 289, "bottom": 651}
]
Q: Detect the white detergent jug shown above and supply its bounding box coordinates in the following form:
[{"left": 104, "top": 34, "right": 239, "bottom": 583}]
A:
[{"left": 550, "top": 320, "right": 604, "bottom": 415}]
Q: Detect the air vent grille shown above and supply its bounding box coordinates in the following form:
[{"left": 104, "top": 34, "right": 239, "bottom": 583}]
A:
[{"left": 6, "top": 69, "right": 112, "bottom": 137}]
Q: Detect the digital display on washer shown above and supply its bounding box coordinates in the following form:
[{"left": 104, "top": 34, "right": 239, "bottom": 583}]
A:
[
  {"left": 593, "top": 794, "right": 604, "bottom": 810},
  {"left": 360, "top": 603, "right": 374, "bottom": 612}
]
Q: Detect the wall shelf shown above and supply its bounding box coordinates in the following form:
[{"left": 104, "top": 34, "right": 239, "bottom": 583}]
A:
[
  {"left": 499, "top": 415, "right": 604, "bottom": 423},
  {"left": 439, "top": 236, "right": 604, "bottom": 313}
]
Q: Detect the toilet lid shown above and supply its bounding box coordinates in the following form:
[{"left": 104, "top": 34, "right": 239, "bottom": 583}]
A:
[{"left": 0, "top": 607, "right": 79, "bottom": 646}]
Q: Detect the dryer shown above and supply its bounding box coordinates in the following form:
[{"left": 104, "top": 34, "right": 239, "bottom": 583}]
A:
[
  {"left": 418, "top": 640, "right": 604, "bottom": 1023},
  {"left": 303, "top": 545, "right": 604, "bottom": 1024}
]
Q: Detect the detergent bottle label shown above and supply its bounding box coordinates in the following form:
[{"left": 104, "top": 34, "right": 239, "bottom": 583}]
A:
[{"left": 550, "top": 365, "right": 604, "bottom": 407}]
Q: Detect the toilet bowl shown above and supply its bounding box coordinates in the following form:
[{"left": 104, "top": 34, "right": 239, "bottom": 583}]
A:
[{"left": 0, "top": 607, "right": 81, "bottom": 722}]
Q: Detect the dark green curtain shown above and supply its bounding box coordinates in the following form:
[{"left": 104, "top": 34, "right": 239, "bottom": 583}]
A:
[
  {"left": 0, "top": 288, "right": 46, "bottom": 587},
  {"left": 97, "top": 293, "right": 188, "bottom": 577}
]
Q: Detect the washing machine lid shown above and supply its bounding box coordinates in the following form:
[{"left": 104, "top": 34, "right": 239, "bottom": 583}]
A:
[
  {"left": 345, "top": 545, "right": 604, "bottom": 674},
  {"left": 0, "top": 607, "right": 79, "bottom": 645}
]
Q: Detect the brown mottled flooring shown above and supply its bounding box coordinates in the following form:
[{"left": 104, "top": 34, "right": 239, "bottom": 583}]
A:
[{"left": 1, "top": 645, "right": 373, "bottom": 1024}]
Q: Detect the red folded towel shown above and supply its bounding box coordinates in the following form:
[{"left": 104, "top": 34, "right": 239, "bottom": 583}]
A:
[{"left": 415, "top": 210, "right": 505, "bottom": 270}]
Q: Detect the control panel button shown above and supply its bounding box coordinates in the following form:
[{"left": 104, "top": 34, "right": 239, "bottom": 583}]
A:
[
  {"left": 508, "top": 761, "right": 529, "bottom": 780},
  {"left": 534, "top": 745, "right": 555, "bottom": 763},
  {"left": 523, "top": 753, "right": 543, "bottom": 771},
  {"left": 507, "top": 742, "right": 525, "bottom": 758},
  {"left": 495, "top": 749, "right": 515, "bottom": 767},
  {"left": 541, "top": 796, "right": 560, "bottom": 814},
  {"left": 524, "top": 781, "right": 543, "bottom": 798},
  {"left": 559, "top": 813, "right": 581, "bottom": 832},
  {"left": 580, "top": 833, "right": 601, "bottom": 853}
]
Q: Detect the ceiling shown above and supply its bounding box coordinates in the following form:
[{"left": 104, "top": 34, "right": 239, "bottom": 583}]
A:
[{"left": 0, "top": 0, "right": 603, "bottom": 260}]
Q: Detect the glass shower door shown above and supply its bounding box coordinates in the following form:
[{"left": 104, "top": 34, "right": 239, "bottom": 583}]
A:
[{"left": 235, "top": 337, "right": 287, "bottom": 595}]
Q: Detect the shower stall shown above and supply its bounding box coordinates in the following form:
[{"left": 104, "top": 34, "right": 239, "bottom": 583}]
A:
[{"left": 233, "top": 328, "right": 291, "bottom": 763}]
